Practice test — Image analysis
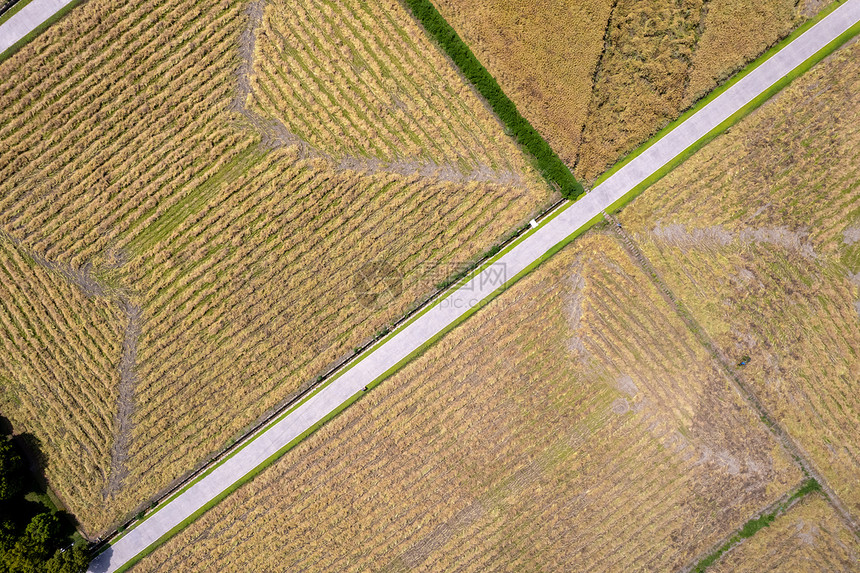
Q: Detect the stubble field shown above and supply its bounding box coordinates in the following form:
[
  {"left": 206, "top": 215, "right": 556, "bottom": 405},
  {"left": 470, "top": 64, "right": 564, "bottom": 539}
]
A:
[
  {"left": 0, "top": 0, "right": 549, "bottom": 535},
  {"left": 134, "top": 232, "right": 802, "bottom": 572},
  {"left": 618, "top": 38, "right": 860, "bottom": 516}
]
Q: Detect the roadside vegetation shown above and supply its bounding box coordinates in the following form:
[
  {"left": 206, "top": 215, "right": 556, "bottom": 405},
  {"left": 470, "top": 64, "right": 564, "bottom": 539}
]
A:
[
  {"left": 135, "top": 233, "right": 801, "bottom": 572},
  {"left": 619, "top": 37, "right": 860, "bottom": 516},
  {"left": 0, "top": 0, "right": 549, "bottom": 537},
  {"left": 707, "top": 491, "right": 860, "bottom": 571},
  {"left": 402, "top": 0, "right": 582, "bottom": 198},
  {"left": 0, "top": 424, "right": 89, "bottom": 572}
]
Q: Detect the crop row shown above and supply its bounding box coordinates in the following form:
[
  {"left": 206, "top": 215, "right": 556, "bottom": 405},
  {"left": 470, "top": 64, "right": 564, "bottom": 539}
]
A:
[
  {"left": 0, "top": 237, "right": 125, "bottom": 530},
  {"left": 249, "top": 0, "right": 533, "bottom": 176},
  {"left": 105, "top": 149, "right": 543, "bottom": 521}
]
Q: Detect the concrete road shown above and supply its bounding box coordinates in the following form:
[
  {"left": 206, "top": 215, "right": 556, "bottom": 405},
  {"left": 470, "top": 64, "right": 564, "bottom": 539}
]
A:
[
  {"left": 88, "top": 1, "right": 860, "bottom": 571},
  {"left": 0, "top": 0, "right": 75, "bottom": 55}
]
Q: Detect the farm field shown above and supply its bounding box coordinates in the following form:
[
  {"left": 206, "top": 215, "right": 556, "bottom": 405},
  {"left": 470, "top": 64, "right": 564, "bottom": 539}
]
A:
[
  {"left": 618, "top": 38, "right": 860, "bottom": 515},
  {"left": 0, "top": 233, "right": 126, "bottom": 522},
  {"left": 710, "top": 493, "right": 860, "bottom": 571},
  {"left": 0, "top": 0, "right": 549, "bottom": 536},
  {"left": 134, "top": 232, "right": 802, "bottom": 572},
  {"left": 433, "top": 0, "right": 808, "bottom": 183}
]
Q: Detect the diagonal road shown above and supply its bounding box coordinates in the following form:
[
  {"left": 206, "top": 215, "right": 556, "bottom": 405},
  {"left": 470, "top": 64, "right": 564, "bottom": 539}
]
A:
[
  {"left": 81, "top": 1, "right": 860, "bottom": 570},
  {"left": 0, "top": 0, "right": 75, "bottom": 56}
]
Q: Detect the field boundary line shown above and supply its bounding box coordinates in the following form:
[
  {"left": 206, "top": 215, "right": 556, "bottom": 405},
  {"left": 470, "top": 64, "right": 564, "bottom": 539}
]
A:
[
  {"left": 86, "top": 4, "right": 860, "bottom": 570},
  {"left": 606, "top": 213, "right": 859, "bottom": 536},
  {"left": 402, "top": 0, "right": 583, "bottom": 198},
  {"left": 682, "top": 479, "right": 824, "bottom": 573}
]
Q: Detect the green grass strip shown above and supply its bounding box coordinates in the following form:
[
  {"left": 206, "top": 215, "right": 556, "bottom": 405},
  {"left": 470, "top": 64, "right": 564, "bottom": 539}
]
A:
[
  {"left": 592, "top": 0, "right": 850, "bottom": 188},
  {"left": 124, "top": 147, "right": 264, "bottom": 255},
  {"left": 0, "top": 0, "right": 37, "bottom": 27},
  {"left": 402, "top": 0, "right": 583, "bottom": 199},
  {"left": 690, "top": 479, "right": 822, "bottom": 572},
  {"left": 0, "top": 0, "right": 85, "bottom": 64}
]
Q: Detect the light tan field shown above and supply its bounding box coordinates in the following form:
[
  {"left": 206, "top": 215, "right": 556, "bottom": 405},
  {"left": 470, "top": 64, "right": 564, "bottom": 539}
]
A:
[
  {"left": 712, "top": 494, "right": 860, "bottom": 572},
  {"left": 431, "top": 0, "right": 614, "bottom": 168},
  {"left": 0, "top": 0, "right": 548, "bottom": 535},
  {"left": 135, "top": 232, "right": 801, "bottom": 572},
  {"left": 432, "top": 0, "right": 805, "bottom": 183},
  {"left": 619, "top": 38, "right": 860, "bottom": 515}
]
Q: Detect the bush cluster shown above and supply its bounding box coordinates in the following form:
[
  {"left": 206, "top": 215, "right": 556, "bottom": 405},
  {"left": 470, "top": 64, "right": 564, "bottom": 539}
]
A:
[{"left": 0, "top": 438, "right": 88, "bottom": 573}]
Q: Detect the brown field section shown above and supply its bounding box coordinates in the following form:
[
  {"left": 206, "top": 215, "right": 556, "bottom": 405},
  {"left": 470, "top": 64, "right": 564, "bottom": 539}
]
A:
[
  {"left": 619, "top": 38, "right": 860, "bottom": 516},
  {"left": 433, "top": 0, "right": 807, "bottom": 182},
  {"left": 712, "top": 494, "right": 860, "bottom": 572},
  {"left": 0, "top": 0, "right": 548, "bottom": 535},
  {"left": 135, "top": 233, "right": 800, "bottom": 572}
]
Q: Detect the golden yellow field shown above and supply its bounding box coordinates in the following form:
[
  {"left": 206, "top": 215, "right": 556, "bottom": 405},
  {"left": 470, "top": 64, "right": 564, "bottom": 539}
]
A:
[
  {"left": 433, "top": 0, "right": 805, "bottom": 183},
  {"left": 432, "top": 0, "right": 614, "bottom": 169},
  {"left": 250, "top": 0, "right": 531, "bottom": 169},
  {"left": 135, "top": 232, "right": 801, "bottom": 572},
  {"left": 575, "top": 0, "right": 801, "bottom": 181},
  {"left": 684, "top": 0, "right": 798, "bottom": 103},
  {"left": 619, "top": 38, "right": 860, "bottom": 516},
  {"left": 0, "top": 0, "right": 549, "bottom": 535},
  {"left": 0, "top": 233, "right": 126, "bottom": 521},
  {"left": 711, "top": 494, "right": 860, "bottom": 572}
]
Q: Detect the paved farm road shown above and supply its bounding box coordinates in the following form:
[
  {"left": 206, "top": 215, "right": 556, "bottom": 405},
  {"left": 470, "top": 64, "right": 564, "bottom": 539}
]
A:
[
  {"left": 0, "top": 0, "right": 75, "bottom": 55},
  {"left": 39, "top": 0, "right": 849, "bottom": 570}
]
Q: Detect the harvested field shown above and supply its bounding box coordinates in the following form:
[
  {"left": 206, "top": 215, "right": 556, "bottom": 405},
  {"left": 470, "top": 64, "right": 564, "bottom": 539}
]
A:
[
  {"left": 685, "top": 0, "right": 798, "bottom": 103},
  {"left": 619, "top": 39, "right": 860, "bottom": 515},
  {"left": 135, "top": 233, "right": 801, "bottom": 572},
  {"left": 431, "top": 0, "right": 613, "bottom": 168},
  {"left": 0, "top": 234, "right": 125, "bottom": 522},
  {"left": 711, "top": 493, "right": 860, "bottom": 572},
  {"left": 431, "top": 0, "right": 804, "bottom": 183},
  {"left": 576, "top": 0, "right": 800, "bottom": 181},
  {"left": 0, "top": 0, "right": 548, "bottom": 535},
  {"left": 249, "top": 0, "right": 533, "bottom": 169}
]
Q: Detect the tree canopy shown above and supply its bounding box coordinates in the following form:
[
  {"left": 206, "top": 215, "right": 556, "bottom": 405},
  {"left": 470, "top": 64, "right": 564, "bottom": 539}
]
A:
[{"left": 0, "top": 436, "right": 88, "bottom": 573}]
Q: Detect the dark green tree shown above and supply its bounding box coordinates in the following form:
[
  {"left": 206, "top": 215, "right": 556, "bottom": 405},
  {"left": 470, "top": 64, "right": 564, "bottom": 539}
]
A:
[
  {"left": 0, "top": 440, "right": 24, "bottom": 502},
  {"left": 44, "top": 545, "right": 89, "bottom": 573}
]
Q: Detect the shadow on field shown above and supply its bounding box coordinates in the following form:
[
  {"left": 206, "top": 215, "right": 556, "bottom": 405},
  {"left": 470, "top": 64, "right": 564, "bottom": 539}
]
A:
[{"left": 0, "top": 414, "right": 80, "bottom": 533}]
